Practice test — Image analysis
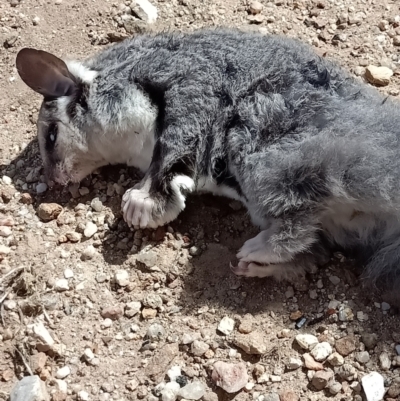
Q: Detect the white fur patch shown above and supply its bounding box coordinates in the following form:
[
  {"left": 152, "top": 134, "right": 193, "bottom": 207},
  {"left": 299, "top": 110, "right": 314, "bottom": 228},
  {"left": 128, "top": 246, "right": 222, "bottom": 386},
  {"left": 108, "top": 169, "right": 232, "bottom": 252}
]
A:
[
  {"left": 196, "top": 175, "right": 244, "bottom": 201},
  {"left": 121, "top": 175, "right": 195, "bottom": 229},
  {"left": 65, "top": 61, "right": 98, "bottom": 84}
]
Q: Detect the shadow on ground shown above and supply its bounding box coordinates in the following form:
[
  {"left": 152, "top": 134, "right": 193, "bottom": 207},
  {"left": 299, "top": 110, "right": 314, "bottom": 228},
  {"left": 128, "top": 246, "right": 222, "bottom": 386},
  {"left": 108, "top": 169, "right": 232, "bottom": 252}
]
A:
[{"left": 2, "top": 139, "right": 400, "bottom": 350}]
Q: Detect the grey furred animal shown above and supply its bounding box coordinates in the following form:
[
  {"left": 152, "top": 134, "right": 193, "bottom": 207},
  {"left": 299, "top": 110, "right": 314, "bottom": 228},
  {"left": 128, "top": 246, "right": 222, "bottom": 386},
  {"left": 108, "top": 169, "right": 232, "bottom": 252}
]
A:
[{"left": 15, "top": 28, "right": 400, "bottom": 299}]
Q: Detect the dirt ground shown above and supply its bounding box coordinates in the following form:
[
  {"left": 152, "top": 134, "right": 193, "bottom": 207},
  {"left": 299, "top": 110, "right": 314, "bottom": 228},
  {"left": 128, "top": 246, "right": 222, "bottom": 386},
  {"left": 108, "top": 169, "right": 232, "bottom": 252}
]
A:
[{"left": 1, "top": 0, "right": 400, "bottom": 400}]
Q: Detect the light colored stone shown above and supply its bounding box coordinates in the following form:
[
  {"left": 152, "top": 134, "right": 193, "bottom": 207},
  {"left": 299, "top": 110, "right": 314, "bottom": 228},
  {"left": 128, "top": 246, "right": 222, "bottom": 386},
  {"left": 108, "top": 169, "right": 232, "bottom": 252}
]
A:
[
  {"left": 191, "top": 340, "right": 209, "bottom": 356},
  {"left": 114, "top": 269, "right": 129, "bottom": 286},
  {"left": 0, "top": 226, "right": 12, "bottom": 237},
  {"left": 125, "top": 301, "right": 142, "bottom": 317},
  {"left": 279, "top": 390, "right": 299, "bottom": 401},
  {"left": 361, "top": 372, "right": 385, "bottom": 401},
  {"left": 356, "top": 351, "right": 370, "bottom": 364},
  {"left": 287, "top": 357, "right": 303, "bottom": 370},
  {"left": 131, "top": 0, "right": 158, "bottom": 23},
  {"left": 90, "top": 198, "right": 103, "bottom": 212},
  {"left": 311, "top": 370, "right": 333, "bottom": 390},
  {"left": 310, "top": 342, "right": 332, "bottom": 361},
  {"left": 379, "top": 352, "right": 391, "bottom": 370},
  {"left": 55, "top": 366, "right": 70, "bottom": 379},
  {"left": 10, "top": 375, "right": 49, "bottom": 401},
  {"left": 249, "top": 0, "right": 263, "bottom": 14},
  {"left": 218, "top": 316, "right": 235, "bottom": 335},
  {"left": 329, "top": 381, "right": 342, "bottom": 395},
  {"left": 27, "top": 322, "right": 54, "bottom": 347},
  {"left": 83, "top": 347, "right": 94, "bottom": 361},
  {"left": 178, "top": 381, "right": 206, "bottom": 400},
  {"left": 54, "top": 279, "right": 69, "bottom": 292},
  {"left": 63, "top": 269, "right": 74, "bottom": 279},
  {"left": 234, "top": 331, "right": 268, "bottom": 354},
  {"left": 365, "top": 65, "right": 393, "bottom": 86},
  {"left": 147, "top": 323, "right": 166, "bottom": 341},
  {"left": 83, "top": 221, "right": 97, "bottom": 238},
  {"left": 144, "top": 293, "right": 163, "bottom": 309},
  {"left": 77, "top": 391, "right": 89, "bottom": 401},
  {"left": 295, "top": 334, "right": 318, "bottom": 351},
  {"left": 161, "top": 381, "right": 180, "bottom": 401},
  {"left": 211, "top": 361, "right": 248, "bottom": 393},
  {"left": 81, "top": 245, "right": 97, "bottom": 260}
]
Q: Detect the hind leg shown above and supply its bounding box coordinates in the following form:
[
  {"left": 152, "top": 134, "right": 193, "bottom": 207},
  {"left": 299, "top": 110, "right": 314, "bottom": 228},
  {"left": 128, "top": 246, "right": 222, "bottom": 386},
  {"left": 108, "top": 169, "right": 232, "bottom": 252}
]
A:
[{"left": 232, "top": 213, "right": 320, "bottom": 279}]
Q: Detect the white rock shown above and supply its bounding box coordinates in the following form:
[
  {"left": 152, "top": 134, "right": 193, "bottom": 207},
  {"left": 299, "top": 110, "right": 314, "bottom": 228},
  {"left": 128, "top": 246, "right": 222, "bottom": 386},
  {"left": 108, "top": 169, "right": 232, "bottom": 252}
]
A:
[
  {"left": 56, "top": 366, "right": 71, "bottom": 379},
  {"left": 3, "top": 300, "right": 17, "bottom": 310},
  {"left": 2, "top": 175, "right": 12, "bottom": 185},
  {"left": 54, "top": 279, "right": 69, "bottom": 292},
  {"left": 63, "top": 269, "right": 74, "bottom": 279},
  {"left": 0, "top": 245, "right": 11, "bottom": 255},
  {"left": 27, "top": 322, "right": 54, "bottom": 347},
  {"left": 182, "top": 333, "right": 197, "bottom": 344},
  {"left": 178, "top": 381, "right": 206, "bottom": 400},
  {"left": 101, "top": 318, "right": 113, "bottom": 329},
  {"left": 90, "top": 198, "right": 103, "bottom": 212},
  {"left": 379, "top": 352, "right": 391, "bottom": 370},
  {"left": 191, "top": 340, "right": 210, "bottom": 356},
  {"left": 0, "top": 226, "right": 12, "bottom": 237},
  {"left": 161, "top": 381, "right": 180, "bottom": 401},
  {"left": 54, "top": 379, "right": 68, "bottom": 394},
  {"left": 310, "top": 342, "right": 333, "bottom": 361},
  {"left": 144, "top": 293, "right": 163, "bottom": 309},
  {"left": 10, "top": 375, "right": 49, "bottom": 401},
  {"left": 356, "top": 351, "right": 370, "bottom": 364},
  {"left": 114, "top": 269, "right": 129, "bottom": 286},
  {"left": 83, "top": 221, "right": 97, "bottom": 238},
  {"left": 77, "top": 391, "right": 89, "bottom": 401},
  {"left": 218, "top": 316, "right": 235, "bottom": 335},
  {"left": 361, "top": 372, "right": 385, "bottom": 401},
  {"left": 133, "top": 0, "right": 158, "bottom": 23},
  {"left": 295, "top": 334, "right": 318, "bottom": 351},
  {"left": 81, "top": 245, "right": 97, "bottom": 260},
  {"left": 125, "top": 301, "right": 142, "bottom": 317},
  {"left": 167, "top": 366, "right": 181, "bottom": 381},
  {"left": 83, "top": 348, "right": 94, "bottom": 363},
  {"left": 287, "top": 357, "right": 303, "bottom": 370}
]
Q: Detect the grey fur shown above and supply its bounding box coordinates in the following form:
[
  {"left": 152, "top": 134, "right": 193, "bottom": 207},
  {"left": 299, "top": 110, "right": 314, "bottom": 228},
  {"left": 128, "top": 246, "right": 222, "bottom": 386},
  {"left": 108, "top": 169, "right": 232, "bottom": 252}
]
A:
[{"left": 16, "top": 28, "right": 400, "bottom": 298}]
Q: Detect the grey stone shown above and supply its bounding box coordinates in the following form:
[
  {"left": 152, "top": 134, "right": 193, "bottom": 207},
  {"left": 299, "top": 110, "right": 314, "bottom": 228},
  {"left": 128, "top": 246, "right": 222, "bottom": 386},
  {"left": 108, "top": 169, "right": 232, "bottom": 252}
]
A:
[{"left": 10, "top": 375, "right": 50, "bottom": 401}]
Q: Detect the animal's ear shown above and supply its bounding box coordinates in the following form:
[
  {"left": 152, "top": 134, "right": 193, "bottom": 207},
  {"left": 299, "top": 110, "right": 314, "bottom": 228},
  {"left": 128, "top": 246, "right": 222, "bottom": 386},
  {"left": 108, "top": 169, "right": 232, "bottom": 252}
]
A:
[{"left": 16, "top": 48, "right": 76, "bottom": 98}]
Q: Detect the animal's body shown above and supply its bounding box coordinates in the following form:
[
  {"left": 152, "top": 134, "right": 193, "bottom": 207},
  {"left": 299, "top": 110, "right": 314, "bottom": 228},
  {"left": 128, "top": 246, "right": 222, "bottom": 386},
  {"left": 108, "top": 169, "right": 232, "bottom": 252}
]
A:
[{"left": 15, "top": 29, "right": 400, "bottom": 297}]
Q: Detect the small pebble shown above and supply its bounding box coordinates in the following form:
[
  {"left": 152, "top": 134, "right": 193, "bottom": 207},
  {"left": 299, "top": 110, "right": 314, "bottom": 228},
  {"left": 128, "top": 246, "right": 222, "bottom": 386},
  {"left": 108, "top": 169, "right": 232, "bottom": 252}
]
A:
[
  {"left": 56, "top": 366, "right": 71, "bottom": 379},
  {"left": 83, "top": 221, "right": 97, "bottom": 238},
  {"left": 217, "top": 316, "right": 235, "bottom": 335},
  {"left": 54, "top": 279, "right": 69, "bottom": 292}
]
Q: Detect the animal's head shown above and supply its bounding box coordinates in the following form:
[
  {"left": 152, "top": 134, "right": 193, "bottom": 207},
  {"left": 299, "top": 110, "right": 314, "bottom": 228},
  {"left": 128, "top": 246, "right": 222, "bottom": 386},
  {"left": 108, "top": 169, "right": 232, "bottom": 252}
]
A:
[{"left": 16, "top": 48, "right": 104, "bottom": 186}]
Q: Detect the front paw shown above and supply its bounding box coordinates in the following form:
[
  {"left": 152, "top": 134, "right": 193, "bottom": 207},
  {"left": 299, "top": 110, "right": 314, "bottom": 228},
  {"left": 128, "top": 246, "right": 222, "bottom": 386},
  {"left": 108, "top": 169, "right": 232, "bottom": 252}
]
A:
[{"left": 121, "top": 188, "right": 161, "bottom": 229}]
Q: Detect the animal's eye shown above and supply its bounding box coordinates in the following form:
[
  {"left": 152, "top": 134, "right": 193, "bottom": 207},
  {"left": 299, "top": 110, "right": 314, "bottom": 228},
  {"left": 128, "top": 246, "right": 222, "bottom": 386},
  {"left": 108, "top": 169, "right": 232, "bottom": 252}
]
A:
[{"left": 45, "top": 123, "right": 58, "bottom": 151}]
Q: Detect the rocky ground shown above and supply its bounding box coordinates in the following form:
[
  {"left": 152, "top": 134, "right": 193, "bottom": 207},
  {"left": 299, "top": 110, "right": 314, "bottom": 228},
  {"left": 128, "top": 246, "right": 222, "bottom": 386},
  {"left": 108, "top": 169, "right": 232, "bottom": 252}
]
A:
[{"left": 1, "top": 0, "right": 400, "bottom": 400}]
